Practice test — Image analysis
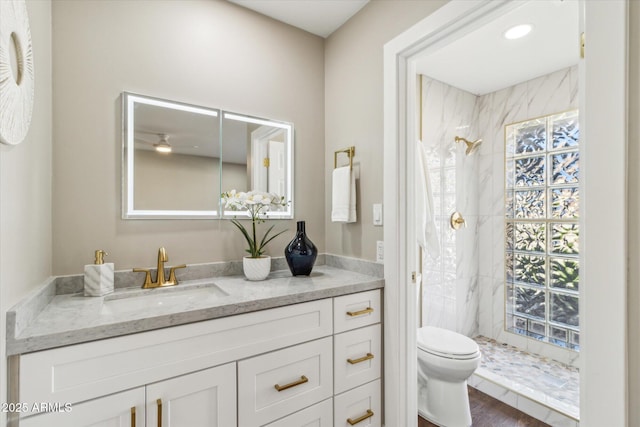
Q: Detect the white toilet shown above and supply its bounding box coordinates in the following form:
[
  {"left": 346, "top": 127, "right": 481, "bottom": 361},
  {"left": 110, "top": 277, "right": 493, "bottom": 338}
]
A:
[{"left": 417, "top": 326, "right": 481, "bottom": 427}]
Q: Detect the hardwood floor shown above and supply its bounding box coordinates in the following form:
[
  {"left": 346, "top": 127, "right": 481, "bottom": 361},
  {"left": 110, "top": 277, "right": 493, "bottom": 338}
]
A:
[{"left": 418, "top": 387, "right": 551, "bottom": 427}]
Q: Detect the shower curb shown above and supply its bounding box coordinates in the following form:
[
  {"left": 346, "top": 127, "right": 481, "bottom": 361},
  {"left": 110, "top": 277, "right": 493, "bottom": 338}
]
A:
[{"left": 469, "top": 370, "right": 579, "bottom": 426}]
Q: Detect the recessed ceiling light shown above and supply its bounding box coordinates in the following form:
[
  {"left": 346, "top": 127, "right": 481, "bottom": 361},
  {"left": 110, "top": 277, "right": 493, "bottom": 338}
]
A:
[{"left": 504, "top": 24, "right": 533, "bottom": 40}]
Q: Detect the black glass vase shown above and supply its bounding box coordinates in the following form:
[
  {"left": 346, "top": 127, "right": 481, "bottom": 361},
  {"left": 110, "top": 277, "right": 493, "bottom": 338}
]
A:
[{"left": 285, "top": 221, "right": 318, "bottom": 276}]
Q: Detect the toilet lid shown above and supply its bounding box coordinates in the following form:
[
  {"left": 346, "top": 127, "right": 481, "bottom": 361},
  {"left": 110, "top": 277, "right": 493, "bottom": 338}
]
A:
[{"left": 417, "top": 326, "right": 479, "bottom": 358}]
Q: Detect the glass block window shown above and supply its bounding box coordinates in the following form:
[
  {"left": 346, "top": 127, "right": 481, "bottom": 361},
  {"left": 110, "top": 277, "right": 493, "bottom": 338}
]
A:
[{"left": 505, "top": 110, "right": 580, "bottom": 351}]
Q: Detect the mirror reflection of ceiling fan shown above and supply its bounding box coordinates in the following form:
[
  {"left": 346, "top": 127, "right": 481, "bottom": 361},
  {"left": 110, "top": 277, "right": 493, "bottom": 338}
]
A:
[{"left": 135, "top": 132, "right": 172, "bottom": 153}]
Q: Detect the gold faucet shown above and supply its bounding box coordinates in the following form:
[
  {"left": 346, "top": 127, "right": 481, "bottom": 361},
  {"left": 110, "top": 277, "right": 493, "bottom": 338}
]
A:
[{"left": 133, "top": 247, "right": 186, "bottom": 289}]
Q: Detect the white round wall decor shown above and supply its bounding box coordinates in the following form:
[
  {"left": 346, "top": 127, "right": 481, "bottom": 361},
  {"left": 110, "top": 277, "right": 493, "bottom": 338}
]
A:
[{"left": 0, "top": 0, "right": 35, "bottom": 146}]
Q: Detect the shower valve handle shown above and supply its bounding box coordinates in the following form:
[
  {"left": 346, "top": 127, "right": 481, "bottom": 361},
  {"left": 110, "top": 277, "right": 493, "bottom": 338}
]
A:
[{"left": 450, "top": 211, "right": 466, "bottom": 230}]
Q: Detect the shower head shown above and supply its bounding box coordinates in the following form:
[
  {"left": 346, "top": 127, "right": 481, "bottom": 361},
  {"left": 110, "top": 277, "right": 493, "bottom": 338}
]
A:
[{"left": 455, "top": 136, "right": 483, "bottom": 155}]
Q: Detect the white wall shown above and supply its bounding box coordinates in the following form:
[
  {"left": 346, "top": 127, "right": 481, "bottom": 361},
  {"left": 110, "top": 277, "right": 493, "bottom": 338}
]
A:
[
  {"left": 0, "top": 0, "right": 52, "bottom": 424},
  {"left": 52, "top": 0, "right": 325, "bottom": 274}
]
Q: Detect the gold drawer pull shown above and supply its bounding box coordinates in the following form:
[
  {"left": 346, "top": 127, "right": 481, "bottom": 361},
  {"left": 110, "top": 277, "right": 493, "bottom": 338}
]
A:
[
  {"left": 274, "top": 375, "right": 308, "bottom": 392},
  {"left": 157, "top": 398, "right": 162, "bottom": 427},
  {"left": 130, "top": 407, "right": 136, "bottom": 427},
  {"left": 347, "top": 352, "right": 374, "bottom": 364},
  {"left": 346, "top": 307, "right": 373, "bottom": 317},
  {"left": 347, "top": 409, "right": 374, "bottom": 425}
]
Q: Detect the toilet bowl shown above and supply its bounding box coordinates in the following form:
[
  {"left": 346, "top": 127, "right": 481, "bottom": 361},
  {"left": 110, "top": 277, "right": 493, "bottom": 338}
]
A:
[{"left": 417, "top": 326, "right": 481, "bottom": 427}]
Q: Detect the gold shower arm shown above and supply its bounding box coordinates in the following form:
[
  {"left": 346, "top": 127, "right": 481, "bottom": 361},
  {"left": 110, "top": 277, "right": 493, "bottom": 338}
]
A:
[
  {"left": 455, "top": 136, "right": 473, "bottom": 145},
  {"left": 455, "top": 136, "right": 483, "bottom": 155}
]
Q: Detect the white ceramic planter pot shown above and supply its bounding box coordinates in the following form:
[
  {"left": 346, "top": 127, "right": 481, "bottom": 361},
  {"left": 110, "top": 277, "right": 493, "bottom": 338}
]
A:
[{"left": 243, "top": 256, "right": 271, "bottom": 281}]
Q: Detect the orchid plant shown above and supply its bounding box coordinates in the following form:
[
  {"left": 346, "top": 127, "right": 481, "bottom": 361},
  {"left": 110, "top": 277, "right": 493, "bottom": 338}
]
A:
[{"left": 221, "top": 190, "right": 288, "bottom": 258}]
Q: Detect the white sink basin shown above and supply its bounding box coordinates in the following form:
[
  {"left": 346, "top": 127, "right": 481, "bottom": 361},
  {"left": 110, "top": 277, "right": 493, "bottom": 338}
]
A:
[{"left": 101, "top": 281, "right": 228, "bottom": 315}]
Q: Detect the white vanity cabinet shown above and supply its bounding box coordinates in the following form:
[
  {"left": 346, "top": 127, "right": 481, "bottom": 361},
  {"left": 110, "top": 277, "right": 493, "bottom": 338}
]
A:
[
  {"left": 19, "top": 363, "right": 236, "bottom": 427},
  {"left": 146, "top": 363, "right": 236, "bottom": 427},
  {"left": 14, "top": 290, "right": 382, "bottom": 427},
  {"left": 20, "top": 388, "right": 146, "bottom": 427},
  {"left": 333, "top": 290, "right": 383, "bottom": 427},
  {"left": 238, "top": 337, "right": 333, "bottom": 426}
]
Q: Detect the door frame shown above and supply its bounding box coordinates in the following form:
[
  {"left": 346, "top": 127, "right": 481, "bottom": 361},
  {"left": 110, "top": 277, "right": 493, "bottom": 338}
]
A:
[{"left": 382, "top": 1, "right": 629, "bottom": 426}]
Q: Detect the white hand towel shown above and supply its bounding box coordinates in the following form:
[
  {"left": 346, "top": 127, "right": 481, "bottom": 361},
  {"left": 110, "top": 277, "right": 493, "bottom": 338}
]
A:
[
  {"left": 416, "top": 140, "right": 440, "bottom": 258},
  {"left": 331, "top": 166, "right": 357, "bottom": 223}
]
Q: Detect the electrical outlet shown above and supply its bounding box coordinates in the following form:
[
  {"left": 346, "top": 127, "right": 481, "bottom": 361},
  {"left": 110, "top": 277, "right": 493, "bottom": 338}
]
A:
[{"left": 376, "top": 241, "right": 384, "bottom": 263}]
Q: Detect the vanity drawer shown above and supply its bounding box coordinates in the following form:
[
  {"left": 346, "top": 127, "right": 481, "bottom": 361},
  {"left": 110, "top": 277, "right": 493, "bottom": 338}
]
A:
[
  {"left": 334, "top": 290, "right": 381, "bottom": 333},
  {"left": 334, "top": 324, "right": 382, "bottom": 394},
  {"left": 334, "top": 379, "right": 381, "bottom": 427},
  {"left": 19, "top": 299, "right": 332, "bottom": 407},
  {"left": 238, "top": 336, "right": 333, "bottom": 427},
  {"left": 264, "top": 398, "right": 333, "bottom": 427}
]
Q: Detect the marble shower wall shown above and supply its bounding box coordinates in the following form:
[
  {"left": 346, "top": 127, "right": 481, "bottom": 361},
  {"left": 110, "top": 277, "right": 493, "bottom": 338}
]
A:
[
  {"left": 420, "top": 76, "right": 480, "bottom": 338},
  {"left": 476, "top": 66, "right": 580, "bottom": 367}
]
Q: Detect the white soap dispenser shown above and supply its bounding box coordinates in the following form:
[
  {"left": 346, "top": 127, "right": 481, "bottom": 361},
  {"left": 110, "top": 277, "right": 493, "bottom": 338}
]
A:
[{"left": 84, "top": 250, "right": 114, "bottom": 297}]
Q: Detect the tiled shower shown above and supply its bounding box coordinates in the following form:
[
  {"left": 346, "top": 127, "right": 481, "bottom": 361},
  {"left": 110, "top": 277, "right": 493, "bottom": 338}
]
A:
[{"left": 419, "top": 65, "right": 579, "bottom": 367}]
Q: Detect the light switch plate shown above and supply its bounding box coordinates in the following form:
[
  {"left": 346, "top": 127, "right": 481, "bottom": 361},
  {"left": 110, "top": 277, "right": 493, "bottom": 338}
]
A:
[{"left": 373, "top": 203, "right": 383, "bottom": 226}]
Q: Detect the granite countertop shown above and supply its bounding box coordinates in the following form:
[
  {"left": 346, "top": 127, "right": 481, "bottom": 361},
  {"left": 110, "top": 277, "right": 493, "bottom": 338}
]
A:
[{"left": 7, "top": 260, "right": 384, "bottom": 356}]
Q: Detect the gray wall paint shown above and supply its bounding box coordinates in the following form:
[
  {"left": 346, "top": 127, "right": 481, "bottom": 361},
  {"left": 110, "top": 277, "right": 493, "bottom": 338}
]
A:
[
  {"left": 0, "top": 1, "right": 53, "bottom": 423},
  {"left": 52, "top": 0, "right": 325, "bottom": 274},
  {"left": 324, "top": 0, "right": 447, "bottom": 261},
  {"left": 628, "top": 1, "right": 640, "bottom": 425}
]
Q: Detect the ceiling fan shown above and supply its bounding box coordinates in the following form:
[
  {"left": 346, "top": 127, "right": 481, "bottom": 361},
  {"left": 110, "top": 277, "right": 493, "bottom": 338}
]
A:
[{"left": 135, "top": 132, "right": 172, "bottom": 153}]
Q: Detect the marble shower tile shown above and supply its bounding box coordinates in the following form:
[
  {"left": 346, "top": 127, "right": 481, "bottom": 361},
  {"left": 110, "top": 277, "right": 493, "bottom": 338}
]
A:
[
  {"left": 491, "top": 277, "right": 510, "bottom": 342},
  {"left": 491, "top": 216, "right": 505, "bottom": 279},
  {"left": 497, "top": 328, "right": 531, "bottom": 353},
  {"left": 456, "top": 216, "right": 478, "bottom": 280},
  {"left": 491, "top": 152, "right": 506, "bottom": 217},
  {"left": 456, "top": 88, "right": 477, "bottom": 129},
  {"left": 569, "top": 65, "right": 579, "bottom": 109},
  {"left": 470, "top": 337, "right": 580, "bottom": 426},
  {"left": 477, "top": 276, "right": 493, "bottom": 338},
  {"left": 491, "top": 83, "right": 528, "bottom": 152},
  {"left": 477, "top": 92, "right": 496, "bottom": 154},
  {"left": 516, "top": 397, "right": 578, "bottom": 427},
  {"left": 477, "top": 153, "right": 493, "bottom": 216},
  {"left": 457, "top": 276, "right": 479, "bottom": 337},
  {"left": 473, "top": 337, "right": 579, "bottom": 417},
  {"left": 527, "top": 338, "right": 580, "bottom": 369},
  {"left": 469, "top": 374, "right": 519, "bottom": 407},
  {"left": 527, "top": 68, "right": 572, "bottom": 118},
  {"left": 458, "top": 154, "right": 479, "bottom": 214},
  {"left": 477, "top": 215, "right": 492, "bottom": 277}
]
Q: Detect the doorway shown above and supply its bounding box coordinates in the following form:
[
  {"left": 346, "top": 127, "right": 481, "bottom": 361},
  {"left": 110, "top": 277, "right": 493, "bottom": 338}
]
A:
[{"left": 383, "top": 1, "right": 628, "bottom": 426}]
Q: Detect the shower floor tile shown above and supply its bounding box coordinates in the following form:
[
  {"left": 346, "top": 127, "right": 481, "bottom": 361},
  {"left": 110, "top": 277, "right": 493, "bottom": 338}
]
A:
[{"left": 471, "top": 336, "right": 580, "bottom": 424}]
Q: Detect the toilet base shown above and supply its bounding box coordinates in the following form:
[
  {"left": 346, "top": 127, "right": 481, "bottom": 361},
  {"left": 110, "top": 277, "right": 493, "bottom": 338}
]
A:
[{"left": 418, "top": 376, "right": 472, "bottom": 427}]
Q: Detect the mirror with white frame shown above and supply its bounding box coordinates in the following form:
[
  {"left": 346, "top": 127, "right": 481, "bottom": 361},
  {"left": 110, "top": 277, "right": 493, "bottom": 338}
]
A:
[{"left": 122, "top": 92, "right": 294, "bottom": 219}]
